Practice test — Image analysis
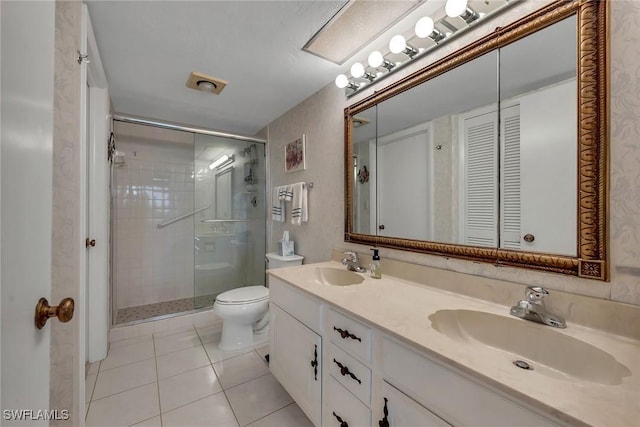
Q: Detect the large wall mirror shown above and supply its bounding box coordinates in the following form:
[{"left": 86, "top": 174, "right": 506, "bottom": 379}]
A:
[{"left": 344, "top": 0, "right": 608, "bottom": 280}]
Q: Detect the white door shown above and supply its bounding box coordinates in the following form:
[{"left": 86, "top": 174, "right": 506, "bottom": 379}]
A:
[
  {"left": 519, "top": 80, "right": 577, "bottom": 256},
  {"left": 85, "top": 5, "right": 110, "bottom": 362},
  {"left": 270, "top": 304, "right": 322, "bottom": 426},
  {"left": 377, "top": 124, "right": 431, "bottom": 240},
  {"left": 1, "top": 1, "right": 57, "bottom": 424}
]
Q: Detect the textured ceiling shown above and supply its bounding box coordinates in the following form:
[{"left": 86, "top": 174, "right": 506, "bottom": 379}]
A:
[{"left": 86, "top": 1, "right": 347, "bottom": 136}]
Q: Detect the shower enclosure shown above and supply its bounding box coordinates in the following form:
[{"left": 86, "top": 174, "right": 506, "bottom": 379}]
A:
[{"left": 111, "top": 119, "right": 266, "bottom": 325}]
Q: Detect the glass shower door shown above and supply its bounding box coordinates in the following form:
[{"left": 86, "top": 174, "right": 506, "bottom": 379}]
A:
[{"left": 193, "top": 134, "right": 266, "bottom": 308}]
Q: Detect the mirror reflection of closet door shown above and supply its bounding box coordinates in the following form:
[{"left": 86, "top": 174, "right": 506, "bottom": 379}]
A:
[
  {"left": 459, "top": 107, "right": 498, "bottom": 248},
  {"left": 377, "top": 123, "right": 432, "bottom": 240}
]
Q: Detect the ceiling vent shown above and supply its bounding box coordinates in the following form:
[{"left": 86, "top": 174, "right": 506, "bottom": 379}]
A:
[
  {"left": 353, "top": 116, "right": 371, "bottom": 128},
  {"left": 186, "top": 71, "right": 228, "bottom": 95}
]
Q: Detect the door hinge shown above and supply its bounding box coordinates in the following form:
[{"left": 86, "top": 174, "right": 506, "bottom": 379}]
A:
[{"left": 77, "top": 50, "right": 90, "bottom": 64}]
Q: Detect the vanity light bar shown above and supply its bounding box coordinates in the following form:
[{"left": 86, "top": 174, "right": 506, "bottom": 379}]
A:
[{"left": 335, "top": 0, "right": 513, "bottom": 96}]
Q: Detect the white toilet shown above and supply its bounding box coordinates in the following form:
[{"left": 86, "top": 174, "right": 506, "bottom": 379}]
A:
[{"left": 213, "top": 253, "right": 304, "bottom": 351}]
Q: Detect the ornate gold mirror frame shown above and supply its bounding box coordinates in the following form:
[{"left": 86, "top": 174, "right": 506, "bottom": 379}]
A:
[{"left": 344, "top": 0, "right": 608, "bottom": 280}]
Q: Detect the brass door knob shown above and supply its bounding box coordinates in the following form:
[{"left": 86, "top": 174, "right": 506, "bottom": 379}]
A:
[{"left": 35, "top": 297, "right": 74, "bottom": 329}]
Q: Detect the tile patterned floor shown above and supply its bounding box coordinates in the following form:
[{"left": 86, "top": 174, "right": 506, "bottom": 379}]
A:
[
  {"left": 86, "top": 325, "right": 313, "bottom": 427},
  {"left": 115, "top": 294, "right": 218, "bottom": 324}
]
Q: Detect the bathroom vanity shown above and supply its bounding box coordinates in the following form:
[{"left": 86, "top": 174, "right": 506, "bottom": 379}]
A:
[{"left": 268, "top": 261, "right": 640, "bottom": 427}]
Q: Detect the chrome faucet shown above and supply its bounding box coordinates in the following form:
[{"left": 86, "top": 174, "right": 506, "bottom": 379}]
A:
[
  {"left": 510, "top": 286, "right": 566, "bottom": 328},
  {"left": 341, "top": 251, "right": 366, "bottom": 273}
]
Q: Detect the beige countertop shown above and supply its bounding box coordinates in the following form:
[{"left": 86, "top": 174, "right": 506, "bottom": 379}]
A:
[{"left": 268, "top": 261, "right": 640, "bottom": 427}]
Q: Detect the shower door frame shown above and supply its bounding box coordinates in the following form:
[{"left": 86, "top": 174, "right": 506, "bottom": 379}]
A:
[{"left": 110, "top": 114, "right": 266, "bottom": 327}]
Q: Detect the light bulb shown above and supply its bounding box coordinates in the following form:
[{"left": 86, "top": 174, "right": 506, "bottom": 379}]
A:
[
  {"left": 415, "top": 16, "right": 435, "bottom": 38},
  {"left": 389, "top": 35, "right": 407, "bottom": 54},
  {"left": 197, "top": 80, "right": 216, "bottom": 93},
  {"left": 350, "top": 62, "right": 365, "bottom": 78},
  {"left": 335, "top": 74, "right": 349, "bottom": 89},
  {"left": 368, "top": 51, "right": 384, "bottom": 68},
  {"left": 445, "top": 0, "right": 468, "bottom": 18}
]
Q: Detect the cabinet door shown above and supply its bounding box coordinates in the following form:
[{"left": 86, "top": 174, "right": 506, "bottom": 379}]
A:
[
  {"left": 270, "top": 303, "right": 322, "bottom": 426},
  {"left": 379, "top": 382, "right": 450, "bottom": 427},
  {"left": 325, "top": 376, "right": 371, "bottom": 427}
]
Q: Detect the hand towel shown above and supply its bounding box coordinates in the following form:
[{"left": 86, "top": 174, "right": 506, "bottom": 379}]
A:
[
  {"left": 279, "top": 184, "right": 293, "bottom": 202},
  {"left": 291, "top": 182, "right": 308, "bottom": 225},
  {"left": 271, "top": 186, "right": 285, "bottom": 222}
]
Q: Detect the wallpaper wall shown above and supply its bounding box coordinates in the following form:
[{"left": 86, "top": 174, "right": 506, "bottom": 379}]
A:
[
  {"left": 51, "top": 1, "right": 82, "bottom": 424},
  {"left": 267, "top": 0, "right": 640, "bottom": 306}
]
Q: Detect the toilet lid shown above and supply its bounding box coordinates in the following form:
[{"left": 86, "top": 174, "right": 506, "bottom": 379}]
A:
[{"left": 216, "top": 286, "right": 269, "bottom": 305}]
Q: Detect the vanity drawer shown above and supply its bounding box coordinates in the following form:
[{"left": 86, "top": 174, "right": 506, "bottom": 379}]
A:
[
  {"left": 325, "top": 376, "right": 370, "bottom": 427},
  {"left": 270, "top": 276, "right": 321, "bottom": 334},
  {"left": 327, "top": 308, "right": 371, "bottom": 362},
  {"left": 328, "top": 343, "right": 371, "bottom": 405},
  {"left": 382, "top": 336, "right": 562, "bottom": 427},
  {"left": 379, "top": 381, "right": 450, "bottom": 427}
]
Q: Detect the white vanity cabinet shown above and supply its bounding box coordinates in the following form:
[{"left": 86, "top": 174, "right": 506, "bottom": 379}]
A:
[
  {"left": 377, "top": 381, "right": 451, "bottom": 427},
  {"left": 380, "top": 336, "right": 564, "bottom": 427},
  {"left": 269, "top": 275, "right": 566, "bottom": 427},
  {"left": 269, "top": 278, "right": 322, "bottom": 426}
]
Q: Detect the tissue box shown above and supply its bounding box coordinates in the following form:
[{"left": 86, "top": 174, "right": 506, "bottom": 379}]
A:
[{"left": 278, "top": 240, "right": 295, "bottom": 256}]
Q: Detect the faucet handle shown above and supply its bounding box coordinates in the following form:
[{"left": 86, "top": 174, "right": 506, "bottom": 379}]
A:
[
  {"left": 526, "top": 286, "right": 549, "bottom": 304},
  {"left": 342, "top": 251, "right": 358, "bottom": 262}
]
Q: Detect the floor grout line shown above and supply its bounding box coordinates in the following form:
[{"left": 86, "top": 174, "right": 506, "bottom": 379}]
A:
[
  {"left": 244, "top": 402, "right": 298, "bottom": 427},
  {"left": 128, "top": 414, "right": 160, "bottom": 427},
  {"left": 90, "top": 378, "right": 158, "bottom": 403},
  {"left": 152, "top": 332, "right": 163, "bottom": 427},
  {"left": 220, "top": 371, "right": 273, "bottom": 393},
  {"left": 97, "top": 354, "right": 156, "bottom": 374},
  {"left": 195, "top": 325, "right": 243, "bottom": 426},
  {"left": 88, "top": 380, "right": 159, "bottom": 404},
  {"left": 159, "top": 390, "right": 225, "bottom": 417}
]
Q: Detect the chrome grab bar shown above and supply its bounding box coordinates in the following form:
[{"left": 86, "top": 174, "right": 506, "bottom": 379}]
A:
[
  {"left": 156, "top": 205, "right": 210, "bottom": 229},
  {"left": 200, "top": 219, "right": 263, "bottom": 223}
]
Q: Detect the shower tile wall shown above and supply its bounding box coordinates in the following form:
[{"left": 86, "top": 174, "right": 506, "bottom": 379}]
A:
[{"left": 113, "top": 122, "right": 195, "bottom": 310}]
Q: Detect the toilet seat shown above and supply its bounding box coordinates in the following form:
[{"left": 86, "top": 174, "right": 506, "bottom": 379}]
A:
[{"left": 216, "top": 286, "right": 269, "bottom": 305}]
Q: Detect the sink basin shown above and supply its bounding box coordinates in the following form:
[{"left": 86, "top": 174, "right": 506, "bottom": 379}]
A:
[
  {"left": 429, "top": 309, "right": 631, "bottom": 385},
  {"left": 309, "top": 267, "right": 364, "bottom": 286}
]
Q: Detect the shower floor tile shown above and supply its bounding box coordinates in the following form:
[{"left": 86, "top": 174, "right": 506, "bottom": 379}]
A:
[{"left": 116, "top": 294, "right": 217, "bottom": 324}]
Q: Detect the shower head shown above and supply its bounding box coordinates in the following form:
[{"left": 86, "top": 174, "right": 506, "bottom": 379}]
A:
[{"left": 239, "top": 144, "right": 257, "bottom": 158}]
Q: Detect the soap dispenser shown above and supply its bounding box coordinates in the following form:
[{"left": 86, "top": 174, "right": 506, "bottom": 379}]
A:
[{"left": 370, "top": 248, "right": 381, "bottom": 279}]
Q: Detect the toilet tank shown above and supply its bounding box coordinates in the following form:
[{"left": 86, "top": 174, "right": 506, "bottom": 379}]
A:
[{"left": 266, "top": 252, "right": 304, "bottom": 269}]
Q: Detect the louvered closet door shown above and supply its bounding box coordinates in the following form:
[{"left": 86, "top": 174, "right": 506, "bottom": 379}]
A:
[
  {"left": 462, "top": 110, "right": 498, "bottom": 247},
  {"left": 500, "top": 105, "right": 521, "bottom": 250}
]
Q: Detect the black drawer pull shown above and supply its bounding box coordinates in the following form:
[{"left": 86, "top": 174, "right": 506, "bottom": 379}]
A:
[
  {"left": 379, "top": 397, "right": 389, "bottom": 427},
  {"left": 333, "top": 411, "right": 349, "bottom": 427},
  {"left": 333, "top": 358, "right": 362, "bottom": 384},
  {"left": 310, "top": 344, "right": 318, "bottom": 381},
  {"left": 333, "top": 326, "right": 361, "bottom": 342}
]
